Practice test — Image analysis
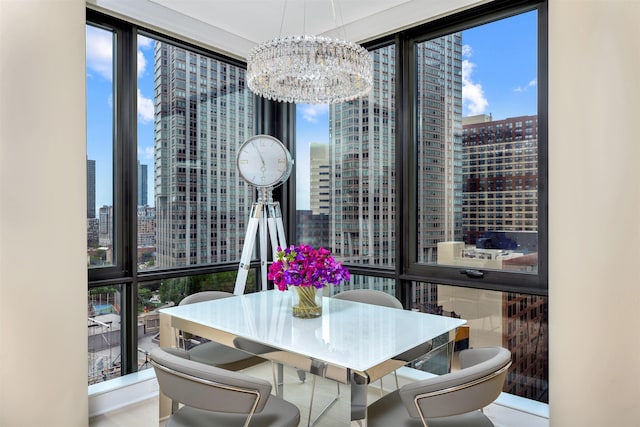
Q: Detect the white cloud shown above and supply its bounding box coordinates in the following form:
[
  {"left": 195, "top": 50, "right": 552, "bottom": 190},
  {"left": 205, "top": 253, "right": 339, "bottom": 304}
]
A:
[
  {"left": 462, "top": 44, "right": 473, "bottom": 57},
  {"left": 86, "top": 26, "right": 113, "bottom": 81},
  {"left": 300, "top": 104, "right": 328, "bottom": 123},
  {"left": 514, "top": 77, "right": 538, "bottom": 93},
  {"left": 138, "top": 89, "right": 154, "bottom": 123},
  {"left": 138, "top": 35, "right": 154, "bottom": 49},
  {"left": 138, "top": 145, "right": 155, "bottom": 162},
  {"left": 86, "top": 29, "right": 154, "bottom": 81},
  {"left": 137, "top": 50, "right": 147, "bottom": 78},
  {"left": 136, "top": 36, "right": 154, "bottom": 78},
  {"left": 462, "top": 59, "right": 489, "bottom": 115}
]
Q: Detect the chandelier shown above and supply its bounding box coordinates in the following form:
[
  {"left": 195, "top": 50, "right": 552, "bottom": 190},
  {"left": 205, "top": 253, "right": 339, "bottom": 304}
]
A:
[{"left": 246, "top": 13, "right": 373, "bottom": 104}]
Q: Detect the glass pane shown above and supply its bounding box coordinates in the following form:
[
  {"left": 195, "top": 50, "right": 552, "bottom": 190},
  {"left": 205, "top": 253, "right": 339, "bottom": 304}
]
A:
[
  {"left": 415, "top": 11, "right": 538, "bottom": 273},
  {"left": 410, "top": 282, "right": 548, "bottom": 403},
  {"left": 138, "top": 35, "right": 255, "bottom": 270},
  {"left": 136, "top": 270, "right": 258, "bottom": 369},
  {"left": 86, "top": 25, "right": 115, "bottom": 268},
  {"left": 88, "top": 284, "right": 122, "bottom": 384},
  {"left": 136, "top": 34, "right": 156, "bottom": 270},
  {"left": 296, "top": 44, "right": 396, "bottom": 268},
  {"left": 327, "top": 274, "right": 397, "bottom": 297}
]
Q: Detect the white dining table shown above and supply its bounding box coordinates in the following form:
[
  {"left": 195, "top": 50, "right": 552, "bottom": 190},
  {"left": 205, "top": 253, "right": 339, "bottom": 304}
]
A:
[{"left": 158, "top": 289, "right": 466, "bottom": 426}]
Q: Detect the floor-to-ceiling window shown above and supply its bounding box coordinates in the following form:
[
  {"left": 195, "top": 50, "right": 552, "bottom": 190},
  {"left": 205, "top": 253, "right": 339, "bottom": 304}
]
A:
[
  {"left": 87, "top": 0, "right": 547, "bottom": 404},
  {"left": 294, "top": 0, "right": 547, "bottom": 403},
  {"left": 406, "top": 5, "right": 548, "bottom": 402},
  {"left": 87, "top": 11, "right": 258, "bottom": 382}
]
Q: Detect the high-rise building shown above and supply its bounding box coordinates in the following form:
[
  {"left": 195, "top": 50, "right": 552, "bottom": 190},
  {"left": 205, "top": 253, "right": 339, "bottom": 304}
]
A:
[
  {"left": 460, "top": 114, "right": 545, "bottom": 401},
  {"left": 87, "top": 158, "right": 96, "bottom": 218},
  {"left": 98, "top": 205, "right": 113, "bottom": 247},
  {"left": 295, "top": 210, "right": 330, "bottom": 250},
  {"left": 415, "top": 35, "right": 464, "bottom": 263},
  {"left": 138, "top": 161, "right": 148, "bottom": 206},
  {"left": 461, "top": 114, "right": 538, "bottom": 246},
  {"left": 329, "top": 45, "right": 398, "bottom": 269},
  {"left": 153, "top": 43, "right": 255, "bottom": 268},
  {"left": 87, "top": 218, "right": 99, "bottom": 247},
  {"left": 309, "top": 143, "right": 330, "bottom": 215},
  {"left": 329, "top": 36, "right": 462, "bottom": 268},
  {"left": 502, "top": 292, "right": 548, "bottom": 402},
  {"left": 137, "top": 205, "right": 156, "bottom": 248}
]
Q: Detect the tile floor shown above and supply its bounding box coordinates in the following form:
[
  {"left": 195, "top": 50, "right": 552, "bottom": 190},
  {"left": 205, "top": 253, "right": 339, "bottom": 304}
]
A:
[{"left": 89, "top": 362, "right": 549, "bottom": 427}]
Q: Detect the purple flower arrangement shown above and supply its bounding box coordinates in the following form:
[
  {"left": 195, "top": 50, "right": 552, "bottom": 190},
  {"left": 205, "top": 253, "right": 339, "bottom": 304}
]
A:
[{"left": 268, "top": 244, "right": 350, "bottom": 291}]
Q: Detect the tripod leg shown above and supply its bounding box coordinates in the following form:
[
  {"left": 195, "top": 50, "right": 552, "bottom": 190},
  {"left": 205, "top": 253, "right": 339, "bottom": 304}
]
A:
[
  {"left": 234, "top": 204, "right": 263, "bottom": 295},
  {"left": 275, "top": 214, "right": 287, "bottom": 249},
  {"left": 267, "top": 216, "right": 280, "bottom": 255},
  {"left": 268, "top": 202, "right": 287, "bottom": 251},
  {"left": 259, "top": 203, "right": 269, "bottom": 291}
]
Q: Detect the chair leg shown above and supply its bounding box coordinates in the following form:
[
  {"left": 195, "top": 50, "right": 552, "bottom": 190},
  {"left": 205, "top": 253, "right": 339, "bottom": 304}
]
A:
[
  {"left": 307, "top": 375, "right": 341, "bottom": 427},
  {"left": 306, "top": 375, "right": 317, "bottom": 427},
  {"left": 271, "top": 362, "right": 277, "bottom": 392},
  {"left": 377, "top": 370, "right": 399, "bottom": 397}
]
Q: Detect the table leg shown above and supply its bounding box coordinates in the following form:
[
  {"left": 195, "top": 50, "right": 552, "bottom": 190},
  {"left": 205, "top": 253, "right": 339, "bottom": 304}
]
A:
[
  {"left": 447, "top": 328, "right": 459, "bottom": 372},
  {"left": 350, "top": 371, "right": 368, "bottom": 426}
]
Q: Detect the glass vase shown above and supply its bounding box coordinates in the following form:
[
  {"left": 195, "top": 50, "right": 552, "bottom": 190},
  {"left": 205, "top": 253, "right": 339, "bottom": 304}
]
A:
[{"left": 290, "top": 286, "right": 323, "bottom": 318}]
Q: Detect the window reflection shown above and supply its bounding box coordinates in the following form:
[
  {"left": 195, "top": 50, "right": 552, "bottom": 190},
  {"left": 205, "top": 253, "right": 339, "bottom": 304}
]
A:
[
  {"left": 411, "top": 282, "right": 548, "bottom": 403},
  {"left": 296, "top": 45, "right": 396, "bottom": 269},
  {"left": 415, "top": 11, "right": 539, "bottom": 273}
]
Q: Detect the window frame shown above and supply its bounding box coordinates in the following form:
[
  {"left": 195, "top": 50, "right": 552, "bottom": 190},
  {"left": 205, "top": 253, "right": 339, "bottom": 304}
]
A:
[
  {"left": 86, "top": 9, "right": 268, "bottom": 376},
  {"left": 396, "top": 0, "right": 548, "bottom": 296},
  {"left": 87, "top": 0, "right": 548, "bottom": 379}
]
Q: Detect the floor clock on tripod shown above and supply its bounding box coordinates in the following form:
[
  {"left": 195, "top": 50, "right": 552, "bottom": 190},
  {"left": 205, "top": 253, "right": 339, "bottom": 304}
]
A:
[{"left": 233, "top": 134, "right": 293, "bottom": 295}]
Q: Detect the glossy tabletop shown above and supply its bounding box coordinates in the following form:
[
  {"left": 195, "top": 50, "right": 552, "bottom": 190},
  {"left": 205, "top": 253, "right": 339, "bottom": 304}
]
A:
[
  {"left": 159, "top": 289, "right": 465, "bottom": 373},
  {"left": 158, "top": 289, "right": 466, "bottom": 426}
]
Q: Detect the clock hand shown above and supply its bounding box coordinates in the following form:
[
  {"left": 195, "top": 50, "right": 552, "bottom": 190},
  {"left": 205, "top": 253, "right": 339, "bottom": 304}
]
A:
[{"left": 251, "top": 140, "right": 266, "bottom": 167}]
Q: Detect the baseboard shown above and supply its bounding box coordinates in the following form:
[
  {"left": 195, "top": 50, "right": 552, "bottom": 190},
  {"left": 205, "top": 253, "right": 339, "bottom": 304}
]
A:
[
  {"left": 493, "top": 392, "right": 549, "bottom": 419},
  {"left": 88, "top": 369, "right": 159, "bottom": 418}
]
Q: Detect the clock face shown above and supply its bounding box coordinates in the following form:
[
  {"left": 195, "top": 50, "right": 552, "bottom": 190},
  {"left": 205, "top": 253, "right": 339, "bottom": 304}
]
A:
[{"left": 236, "top": 135, "right": 293, "bottom": 188}]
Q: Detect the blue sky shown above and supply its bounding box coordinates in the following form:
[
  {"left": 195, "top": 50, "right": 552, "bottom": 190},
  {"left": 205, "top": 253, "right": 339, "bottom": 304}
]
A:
[
  {"left": 460, "top": 10, "right": 537, "bottom": 119},
  {"left": 87, "top": 10, "right": 537, "bottom": 212},
  {"left": 86, "top": 27, "right": 156, "bottom": 211}
]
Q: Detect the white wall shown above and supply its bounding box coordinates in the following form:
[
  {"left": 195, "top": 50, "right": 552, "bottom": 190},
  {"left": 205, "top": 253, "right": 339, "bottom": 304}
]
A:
[
  {"left": 0, "top": 1, "right": 88, "bottom": 426},
  {"left": 549, "top": 0, "right": 640, "bottom": 425}
]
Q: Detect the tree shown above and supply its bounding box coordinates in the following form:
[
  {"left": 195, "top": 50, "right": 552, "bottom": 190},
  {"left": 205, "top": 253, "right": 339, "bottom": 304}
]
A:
[
  {"left": 138, "top": 287, "right": 152, "bottom": 312},
  {"left": 158, "top": 270, "right": 256, "bottom": 304}
]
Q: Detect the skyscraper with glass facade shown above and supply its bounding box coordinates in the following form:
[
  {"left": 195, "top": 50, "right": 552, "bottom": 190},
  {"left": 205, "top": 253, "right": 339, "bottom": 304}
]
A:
[
  {"left": 137, "top": 161, "right": 148, "bottom": 206},
  {"left": 329, "top": 35, "right": 463, "bottom": 268},
  {"left": 309, "top": 143, "right": 330, "bottom": 216},
  {"left": 415, "top": 35, "right": 464, "bottom": 264},
  {"left": 329, "top": 45, "right": 397, "bottom": 268},
  {"left": 153, "top": 43, "right": 255, "bottom": 268}
]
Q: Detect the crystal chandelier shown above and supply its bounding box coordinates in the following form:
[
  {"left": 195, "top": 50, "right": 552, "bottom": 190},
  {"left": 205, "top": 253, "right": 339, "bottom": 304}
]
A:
[{"left": 246, "top": 27, "right": 373, "bottom": 104}]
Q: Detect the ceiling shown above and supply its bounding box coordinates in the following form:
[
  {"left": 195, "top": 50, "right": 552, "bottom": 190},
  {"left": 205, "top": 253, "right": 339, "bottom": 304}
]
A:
[{"left": 88, "top": 0, "right": 489, "bottom": 59}]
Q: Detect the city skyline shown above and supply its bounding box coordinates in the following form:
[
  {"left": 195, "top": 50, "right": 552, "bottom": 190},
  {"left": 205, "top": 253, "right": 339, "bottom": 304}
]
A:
[{"left": 86, "top": 10, "right": 536, "bottom": 213}]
